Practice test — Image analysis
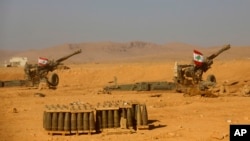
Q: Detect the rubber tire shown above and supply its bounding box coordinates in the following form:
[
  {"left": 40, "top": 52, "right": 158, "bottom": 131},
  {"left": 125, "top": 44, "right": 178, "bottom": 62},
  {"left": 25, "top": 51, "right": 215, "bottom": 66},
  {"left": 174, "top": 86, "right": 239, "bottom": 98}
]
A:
[
  {"left": 48, "top": 73, "right": 59, "bottom": 86},
  {"left": 206, "top": 74, "right": 216, "bottom": 83}
]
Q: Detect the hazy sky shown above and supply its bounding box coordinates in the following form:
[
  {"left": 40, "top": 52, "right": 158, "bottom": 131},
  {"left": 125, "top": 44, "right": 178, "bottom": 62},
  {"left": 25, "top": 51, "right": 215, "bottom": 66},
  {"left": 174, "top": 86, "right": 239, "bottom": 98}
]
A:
[{"left": 0, "top": 0, "right": 250, "bottom": 50}]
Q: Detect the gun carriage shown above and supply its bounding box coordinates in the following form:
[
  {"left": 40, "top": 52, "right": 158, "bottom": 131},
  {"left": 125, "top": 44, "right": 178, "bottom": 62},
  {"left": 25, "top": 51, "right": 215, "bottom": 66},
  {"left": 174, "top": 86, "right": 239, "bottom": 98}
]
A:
[
  {"left": 24, "top": 49, "right": 82, "bottom": 87},
  {"left": 174, "top": 45, "right": 230, "bottom": 89},
  {"left": 0, "top": 49, "right": 82, "bottom": 88}
]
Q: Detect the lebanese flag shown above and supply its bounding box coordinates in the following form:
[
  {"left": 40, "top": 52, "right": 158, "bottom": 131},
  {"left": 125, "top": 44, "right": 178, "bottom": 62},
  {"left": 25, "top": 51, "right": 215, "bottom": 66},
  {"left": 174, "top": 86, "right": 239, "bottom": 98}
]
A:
[
  {"left": 193, "top": 50, "right": 204, "bottom": 66},
  {"left": 38, "top": 57, "right": 48, "bottom": 66}
]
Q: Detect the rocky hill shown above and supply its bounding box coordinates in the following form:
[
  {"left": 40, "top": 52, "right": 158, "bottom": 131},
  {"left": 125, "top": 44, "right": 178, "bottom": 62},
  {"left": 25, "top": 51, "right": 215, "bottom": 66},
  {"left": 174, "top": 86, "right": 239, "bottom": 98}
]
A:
[{"left": 0, "top": 41, "right": 249, "bottom": 65}]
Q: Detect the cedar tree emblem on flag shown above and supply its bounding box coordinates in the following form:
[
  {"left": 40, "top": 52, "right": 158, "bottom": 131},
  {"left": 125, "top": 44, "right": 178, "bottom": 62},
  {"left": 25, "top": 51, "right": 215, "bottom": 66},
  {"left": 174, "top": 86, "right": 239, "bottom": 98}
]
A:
[
  {"left": 193, "top": 50, "right": 204, "bottom": 66},
  {"left": 38, "top": 57, "right": 49, "bottom": 66}
]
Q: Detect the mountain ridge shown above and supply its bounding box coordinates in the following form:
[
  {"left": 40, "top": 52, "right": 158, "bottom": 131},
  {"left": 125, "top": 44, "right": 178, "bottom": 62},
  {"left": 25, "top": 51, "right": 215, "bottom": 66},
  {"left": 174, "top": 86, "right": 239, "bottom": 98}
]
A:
[{"left": 1, "top": 41, "right": 249, "bottom": 65}]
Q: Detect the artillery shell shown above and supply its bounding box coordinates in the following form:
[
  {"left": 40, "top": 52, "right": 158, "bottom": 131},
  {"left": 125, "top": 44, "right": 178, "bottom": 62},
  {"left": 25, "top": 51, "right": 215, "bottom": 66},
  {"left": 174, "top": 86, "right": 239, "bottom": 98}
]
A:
[
  {"left": 71, "top": 113, "right": 77, "bottom": 132},
  {"left": 52, "top": 112, "right": 58, "bottom": 131},
  {"left": 127, "top": 108, "right": 133, "bottom": 128},
  {"left": 58, "top": 112, "right": 64, "bottom": 131},
  {"left": 114, "top": 110, "right": 120, "bottom": 128},
  {"left": 108, "top": 110, "right": 114, "bottom": 128},
  {"left": 64, "top": 112, "right": 70, "bottom": 131},
  {"left": 96, "top": 111, "right": 102, "bottom": 132},
  {"left": 131, "top": 104, "right": 136, "bottom": 120},
  {"left": 134, "top": 104, "right": 138, "bottom": 120},
  {"left": 77, "top": 113, "right": 83, "bottom": 131},
  {"left": 136, "top": 105, "right": 142, "bottom": 126},
  {"left": 46, "top": 112, "right": 52, "bottom": 130},
  {"left": 89, "top": 111, "right": 95, "bottom": 131},
  {"left": 83, "top": 112, "right": 89, "bottom": 131},
  {"left": 131, "top": 104, "right": 136, "bottom": 126},
  {"left": 142, "top": 104, "right": 148, "bottom": 125},
  {"left": 121, "top": 108, "right": 127, "bottom": 118},
  {"left": 102, "top": 110, "right": 107, "bottom": 129}
]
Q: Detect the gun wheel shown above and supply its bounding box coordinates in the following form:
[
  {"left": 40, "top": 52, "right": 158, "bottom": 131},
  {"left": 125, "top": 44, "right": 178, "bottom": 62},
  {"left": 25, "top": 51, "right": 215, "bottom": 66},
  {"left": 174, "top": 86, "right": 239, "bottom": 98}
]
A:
[
  {"left": 206, "top": 74, "right": 216, "bottom": 83},
  {"left": 47, "top": 73, "right": 59, "bottom": 87}
]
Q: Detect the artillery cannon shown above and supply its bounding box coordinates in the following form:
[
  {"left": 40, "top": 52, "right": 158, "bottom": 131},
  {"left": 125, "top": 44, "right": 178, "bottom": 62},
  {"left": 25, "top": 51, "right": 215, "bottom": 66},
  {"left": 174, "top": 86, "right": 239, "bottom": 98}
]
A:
[
  {"left": 172, "top": 44, "right": 231, "bottom": 96},
  {"left": 173, "top": 44, "right": 230, "bottom": 86},
  {"left": 24, "top": 49, "right": 82, "bottom": 87}
]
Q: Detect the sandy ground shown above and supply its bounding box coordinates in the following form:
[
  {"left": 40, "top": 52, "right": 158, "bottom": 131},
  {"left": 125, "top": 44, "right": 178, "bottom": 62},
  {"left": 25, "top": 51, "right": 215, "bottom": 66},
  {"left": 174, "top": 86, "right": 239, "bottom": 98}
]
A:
[{"left": 0, "top": 60, "right": 250, "bottom": 141}]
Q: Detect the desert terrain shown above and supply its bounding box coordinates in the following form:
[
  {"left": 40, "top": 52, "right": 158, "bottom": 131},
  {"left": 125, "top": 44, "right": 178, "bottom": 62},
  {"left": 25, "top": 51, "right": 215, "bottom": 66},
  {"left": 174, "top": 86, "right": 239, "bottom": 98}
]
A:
[{"left": 0, "top": 42, "right": 250, "bottom": 141}]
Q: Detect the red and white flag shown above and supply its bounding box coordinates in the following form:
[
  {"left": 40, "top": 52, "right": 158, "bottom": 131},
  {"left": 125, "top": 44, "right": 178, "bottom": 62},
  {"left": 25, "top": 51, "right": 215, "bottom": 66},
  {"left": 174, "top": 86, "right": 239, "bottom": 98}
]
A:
[
  {"left": 38, "top": 57, "right": 48, "bottom": 66},
  {"left": 193, "top": 50, "right": 204, "bottom": 66}
]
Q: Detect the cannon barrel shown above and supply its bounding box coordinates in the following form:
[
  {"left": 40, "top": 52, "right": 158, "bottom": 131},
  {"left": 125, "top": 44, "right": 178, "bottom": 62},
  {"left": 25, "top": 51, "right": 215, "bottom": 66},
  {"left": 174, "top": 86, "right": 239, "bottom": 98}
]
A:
[
  {"left": 55, "top": 49, "right": 82, "bottom": 63},
  {"left": 207, "top": 44, "right": 230, "bottom": 60}
]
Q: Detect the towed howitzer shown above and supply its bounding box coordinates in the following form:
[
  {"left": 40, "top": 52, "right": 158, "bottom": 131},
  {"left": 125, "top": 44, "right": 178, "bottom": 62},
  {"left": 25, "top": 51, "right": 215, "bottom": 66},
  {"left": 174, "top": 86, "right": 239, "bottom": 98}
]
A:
[
  {"left": 174, "top": 44, "right": 231, "bottom": 89},
  {"left": 25, "top": 49, "right": 82, "bottom": 87}
]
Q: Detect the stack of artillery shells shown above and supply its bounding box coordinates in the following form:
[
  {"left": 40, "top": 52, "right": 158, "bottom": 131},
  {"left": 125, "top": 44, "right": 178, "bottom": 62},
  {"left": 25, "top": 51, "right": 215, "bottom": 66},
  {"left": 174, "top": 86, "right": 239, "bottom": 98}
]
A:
[
  {"left": 95, "top": 100, "right": 149, "bottom": 131},
  {"left": 43, "top": 103, "right": 96, "bottom": 135},
  {"left": 43, "top": 105, "right": 71, "bottom": 135},
  {"left": 95, "top": 100, "right": 123, "bottom": 131},
  {"left": 69, "top": 102, "right": 96, "bottom": 134},
  {"left": 43, "top": 100, "right": 149, "bottom": 136}
]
